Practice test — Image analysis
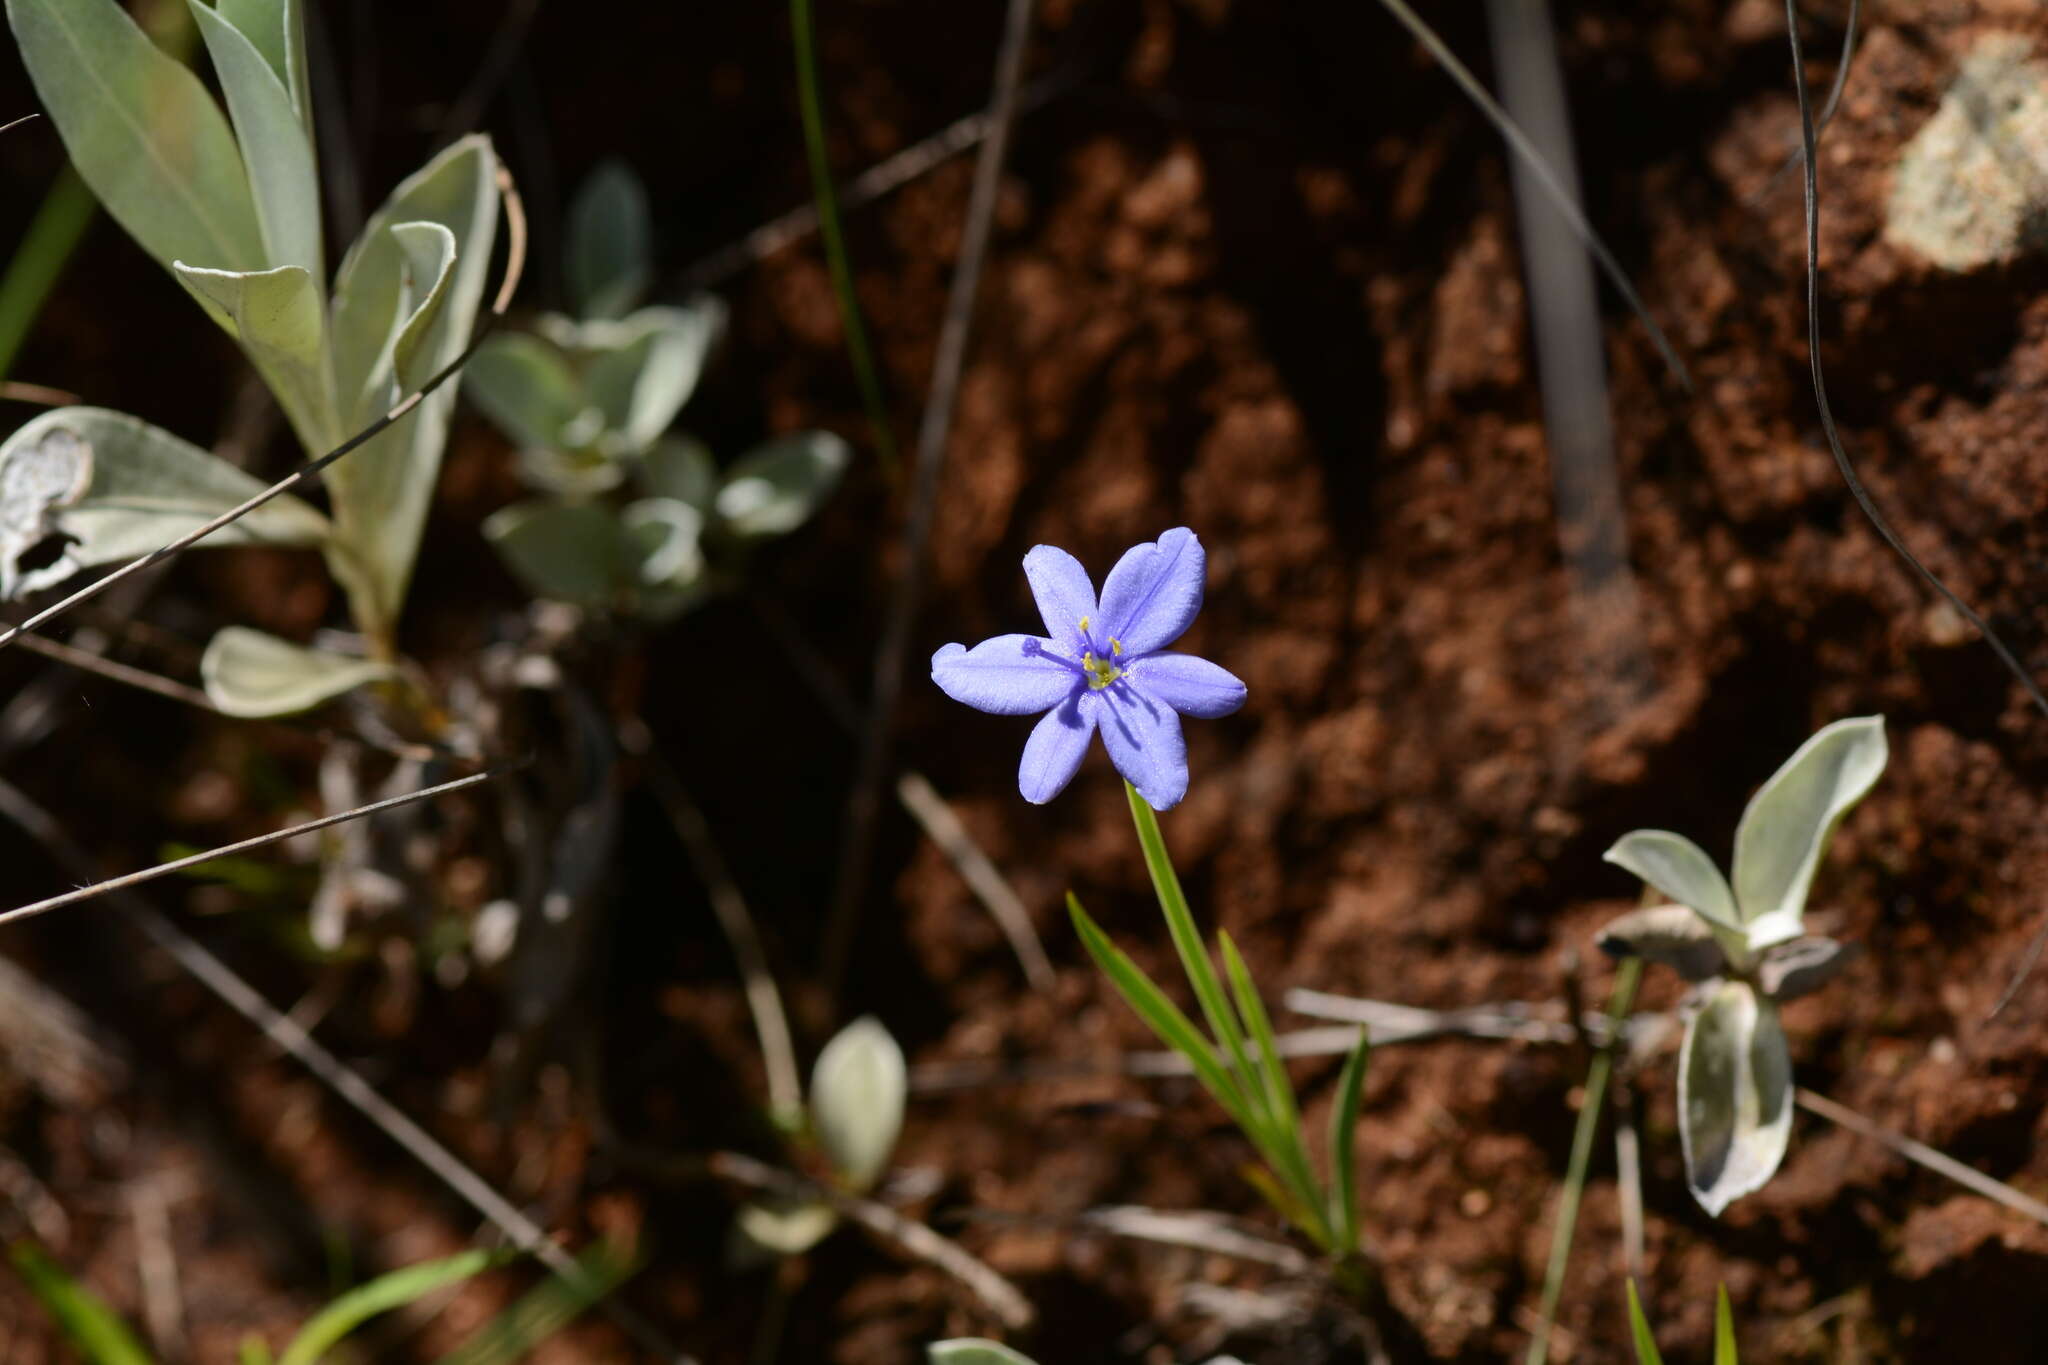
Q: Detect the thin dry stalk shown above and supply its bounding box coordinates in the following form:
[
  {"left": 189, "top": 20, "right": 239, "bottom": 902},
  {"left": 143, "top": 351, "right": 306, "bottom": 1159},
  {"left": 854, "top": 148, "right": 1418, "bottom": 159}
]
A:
[
  {"left": 622, "top": 717, "right": 804, "bottom": 1125},
  {"left": 130, "top": 1178, "right": 186, "bottom": 1359},
  {"left": 821, "top": 0, "right": 1040, "bottom": 1004},
  {"left": 1795, "top": 1087, "right": 2048, "bottom": 1228},
  {"left": 710, "top": 1149, "right": 1034, "bottom": 1330},
  {"left": 677, "top": 73, "right": 1064, "bottom": 292},
  {"left": 11, "top": 630, "right": 216, "bottom": 711},
  {"left": 1370, "top": 0, "right": 1689, "bottom": 388},
  {"left": 753, "top": 595, "right": 1052, "bottom": 991},
  {"left": 0, "top": 763, "right": 518, "bottom": 931},
  {"left": 895, "top": 771, "right": 1054, "bottom": 991},
  {"left": 0, "top": 777, "right": 699, "bottom": 1365}
]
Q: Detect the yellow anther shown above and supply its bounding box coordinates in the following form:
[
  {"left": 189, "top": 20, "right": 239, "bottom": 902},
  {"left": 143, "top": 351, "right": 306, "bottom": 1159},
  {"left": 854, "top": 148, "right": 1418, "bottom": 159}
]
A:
[
  {"left": 1109, "top": 638, "right": 1123, "bottom": 656},
  {"left": 1078, "top": 615, "right": 1090, "bottom": 633},
  {"left": 1081, "top": 651, "right": 1122, "bottom": 691}
]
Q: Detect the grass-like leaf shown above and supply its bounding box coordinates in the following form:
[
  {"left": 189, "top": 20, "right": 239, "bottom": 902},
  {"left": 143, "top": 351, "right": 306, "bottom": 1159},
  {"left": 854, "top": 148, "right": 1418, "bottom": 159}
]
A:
[
  {"left": 7, "top": 1241, "right": 155, "bottom": 1365},
  {"left": 1219, "top": 930, "right": 1328, "bottom": 1245},
  {"left": 1124, "top": 783, "right": 1262, "bottom": 1122},
  {"left": 1067, "top": 893, "right": 1253, "bottom": 1127},
  {"left": 276, "top": 1247, "right": 503, "bottom": 1365},
  {"left": 1623, "top": 1280, "right": 1664, "bottom": 1365},
  {"left": 1714, "top": 1284, "right": 1739, "bottom": 1365},
  {"left": 1328, "top": 1024, "right": 1371, "bottom": 1254},
  {"left": 433, "top": 1240, "right": 636, "bottom": 1365},
  {"left": 1527, "top": 957, "right": 1642, "bottom": 1365}
]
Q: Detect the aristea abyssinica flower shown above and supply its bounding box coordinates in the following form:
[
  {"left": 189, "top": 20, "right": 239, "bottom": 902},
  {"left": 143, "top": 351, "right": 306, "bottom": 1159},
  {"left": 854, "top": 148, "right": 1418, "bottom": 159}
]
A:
[{"left": 930, "top": 527, "right": 1245, "bottom": 810}]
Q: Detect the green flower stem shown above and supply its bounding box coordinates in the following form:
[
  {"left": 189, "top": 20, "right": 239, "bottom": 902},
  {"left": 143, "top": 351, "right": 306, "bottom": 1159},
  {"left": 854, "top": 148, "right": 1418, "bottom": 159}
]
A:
[
  {"left": 1527, "top": 956, "right": 1644, "bottom": 1365},
  {"left": 1121, "top": 781, "right": 1338, "bottom": 1251},
  {"left": 789, "top": 0, "right": 900, "bottom": 482}
]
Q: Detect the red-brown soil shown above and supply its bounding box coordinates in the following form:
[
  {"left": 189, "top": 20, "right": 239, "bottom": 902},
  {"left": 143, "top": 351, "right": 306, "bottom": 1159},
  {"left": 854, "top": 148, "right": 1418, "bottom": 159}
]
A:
[{"left": 6, "top": 0, "right": 2048, "bottom": 1361}]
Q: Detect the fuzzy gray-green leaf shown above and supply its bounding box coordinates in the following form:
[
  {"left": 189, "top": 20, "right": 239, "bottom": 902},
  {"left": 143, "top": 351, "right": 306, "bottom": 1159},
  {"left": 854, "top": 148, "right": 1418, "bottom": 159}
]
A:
[
  {"left": 8, "top": 0, "right": 266, "bottom": 273},
  {"left": 0, "top": 408, "right": 330, "bottom": 599},
  {"left": 1678, "top": 980, "right": 1793, "bottom": 1216},
  {"left": 1596, "top": 903, "right": 1731, "bottom": 983},
  {"left": 1603, "top": 829, "right": 1741, "bottom": 935},
  {"left": 484, "top": 499, "right": 627, "bottom": 609},
  {"left": 928, "top": 1344, "right": 1038, "bottom": 1365},
  {"left": 716, "top": 430, "right": 851, "bottom": 538},
  {"left": 187, "top": 0, "right": 321, "bottom": 278},
  {"left": 465, "top": 333, "right": 585, "bottom": 452},
  {"left": 173, "top": 263, "right": 334, "bottom": 450},
  {"left": 201, "top": 627, "right": 394, "bottom": 718},
  {"left": 1732, "top": 716, "right": 1886, "bottom": 949},
  {"left": 566, "top": 158, "right": 652, "bottom": 320},
  {"left": 326, "top": 136, "right": 501, "bottom": 637},
  {"left": 809, "top": 1016, "right": 905, "bottom": 1192}
]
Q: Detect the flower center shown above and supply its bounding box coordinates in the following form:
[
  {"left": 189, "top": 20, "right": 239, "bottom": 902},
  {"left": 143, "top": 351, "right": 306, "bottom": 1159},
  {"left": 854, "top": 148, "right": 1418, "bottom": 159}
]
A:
[{"left": 1081, "top": 635, "right": 1124, "bottom": 690}]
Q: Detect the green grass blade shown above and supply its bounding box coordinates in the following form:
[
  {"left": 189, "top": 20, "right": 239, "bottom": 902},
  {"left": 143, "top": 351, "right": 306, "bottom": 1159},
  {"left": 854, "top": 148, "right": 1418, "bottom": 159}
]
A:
[
  {"left": 433, "top": 1240, "right": 637, "bottom": 1365},
  {"left": 1526, "top": 956, "right": 1643, "bottom": 1365},
  {"left": 0, "top": 168, "right": 97, "bottom": 381},
  {"left": 277, "top": 1248, "right": 503, "bottom": 1365},
  {"left": 1218, "top": 930, "right": 1329, "bottom": 1245},
  {"left": 1624, "top": 1279, "right": 1664, "bottom": 1365},
  {"left": 238, "top": 1336, "right": 274, "bottom": 1365},
  {"left": 1124, "top": 782, "right": 1263, "bottom": 1119},
  {"left": 1328, "top": 1024, "right": 1371, "bottom": 1255},
  {"left": 788, "top": 0, "right": 898, "bottom": 480},
  {"left": 7, "top": 1242, "right": 156, "bottom": 1365},
  {"left": 1713, "top": 1284, "right": 1739, "bottom": 1365},
  {"left": 1068, "top": 893, "right": 1254, "bottom": 1126}
]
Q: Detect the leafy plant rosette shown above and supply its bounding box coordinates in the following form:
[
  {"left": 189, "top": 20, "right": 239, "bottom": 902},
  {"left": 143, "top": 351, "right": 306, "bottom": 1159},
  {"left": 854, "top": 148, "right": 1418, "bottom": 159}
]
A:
[
  {"left": 466, "top": 160, "right": 848, "bottom": 623},
  {"left": 729, "top": 1015, "right": 908, "bottom": 1262},
  {"left": 3, "top": 0, "right": 503, "bottom": 718},
  {"left": 1597, "top": 715, "right": 1885, "bottom": 1215}
]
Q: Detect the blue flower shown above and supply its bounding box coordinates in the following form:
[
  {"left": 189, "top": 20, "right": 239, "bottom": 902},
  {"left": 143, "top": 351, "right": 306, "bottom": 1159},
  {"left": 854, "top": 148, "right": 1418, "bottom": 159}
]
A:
[{"left": 931, "top": 527, "right": 1247, "bottom": 810}]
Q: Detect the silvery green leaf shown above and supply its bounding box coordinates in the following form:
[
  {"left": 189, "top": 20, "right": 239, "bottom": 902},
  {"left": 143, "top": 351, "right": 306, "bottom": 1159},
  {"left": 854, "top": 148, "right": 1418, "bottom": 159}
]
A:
[
  {"left": 809, "top": 1016, "right": 905, "bottom": 1192},
  {"left": 484, "top": 499, "right": 627, "bottom": 609},
  {"left": 566, "top": 158, "right": 653, "bottom": 320},
  {"left": 173, "top": 264, "right": 335, "bottom": 451},
  {"left": 464, "top": 334, "right": 584, "bottom": 452},
  {"left": 326, "top": 136, "right": 501, "bottom": 638},
  {"left": 623, "top": 497, "right": 707, "bottom": 621},
  {"left": 622, "top": 497, "right": 704, "bottom": 587},
  {"left": 0, "top": 408, "right": 330, "bottom": 599},
  {"left": 1595, "top": 904, "right": 1730, "bottom": 983},
  {"left": 1732, "top": 716, "right": 1886, "bottom": 950},
  {"left": 514, "top": 443, "right": 628, "bottom": 497},
  {"left": 641, "top": 435, "right": 718, "bottom": 512},
  {"left": 581, "top": 301, "right": 726, "bottom": 454},
  {"left": 8, "top": 0, "right": 267, "bottom": 273},
  {"left": 928, "top": 1343, "right": 1039, "bottom": 1365},
  {"left": 187, "top": 0, "right": 321, "bottom": 278},
  {"left": 1678, "top": 980, "right": 1793, "bottom": 1216},
  {"left": 1757, "top": 936, "right": 1856, "bottom": 1002},
  {"left": 729, "top": 1198, "right": 838, "bottom": 1265},
  {"left": 200, "top": 627, "right": 394, "bottom": 717},
  {"left": 1603, "top": 829, "right": 1742, "bottom": 939},
  {"left": 216, "top": 0, "right": 310, "bottom": 121},
  {"left": 716, "top": 431, "right": 851, "bottom": 538}
]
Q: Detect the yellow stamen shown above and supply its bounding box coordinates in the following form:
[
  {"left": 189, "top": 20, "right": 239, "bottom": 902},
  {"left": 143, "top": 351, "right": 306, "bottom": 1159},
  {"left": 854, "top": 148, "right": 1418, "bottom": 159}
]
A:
[
  {"left": 1109, "top": 638, "right": 1123, "bottom": 656},
  {"left": 1081, "top": 651, "right": 1122, "bottom": 690}
]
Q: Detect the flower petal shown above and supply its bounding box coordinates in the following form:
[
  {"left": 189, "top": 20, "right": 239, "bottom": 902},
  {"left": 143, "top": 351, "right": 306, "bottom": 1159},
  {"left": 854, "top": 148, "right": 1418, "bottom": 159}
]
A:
[
  {"left": 1098, "top": 682, "right": 1188, "bottom": 810},
  {"left": 931, "top": 636, "right": 1078, "bottom": 715},
  {"left": 1022, "top": 544, "right": 1097, "bottom": 652},
  {"left": 1019, "top": 692, "right": 1097, "bottom": 803},
  {"left": 1127, "top": 652, "right": 1245, "bottom": 718},
  {"left": 1096, "top": 527, "right": 1205, "bottom": 655}
]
